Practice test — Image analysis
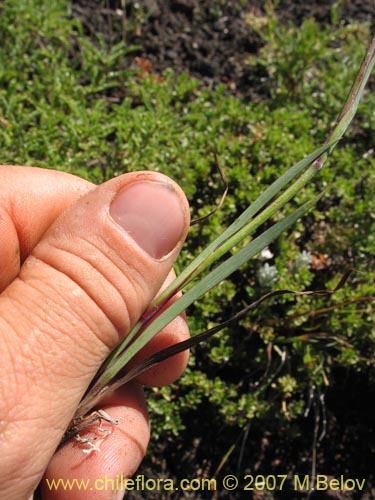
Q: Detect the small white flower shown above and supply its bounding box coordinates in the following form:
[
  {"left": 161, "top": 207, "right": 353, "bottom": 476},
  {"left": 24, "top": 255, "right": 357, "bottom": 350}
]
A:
[
  {"left": 257, "top": 263, "right": 278, "bottom": 288},
  {"left": 295, "top": 250, "right": 312, "bottom": 269}
]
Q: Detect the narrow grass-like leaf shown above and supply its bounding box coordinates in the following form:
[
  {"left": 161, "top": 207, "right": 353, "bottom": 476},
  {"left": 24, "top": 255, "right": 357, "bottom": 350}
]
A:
[
  {"left": 71, "top": 36, "right": 375, "bottom": 424},
  {"left": 77, "top": 263, "right": 351, "bottom": 419},
  {"left": 100, "top": 141, "right": 334, "bottom": 369},
  {"left": 77, "top": 196, "right": 319, "bottom": 416},
  {"left": 148, "top": 142, "right": 334, "bottom": 307}
]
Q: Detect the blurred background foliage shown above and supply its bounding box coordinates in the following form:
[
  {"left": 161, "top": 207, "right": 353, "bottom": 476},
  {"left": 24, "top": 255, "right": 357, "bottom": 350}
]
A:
[{"left": 1, "top": 0, "right": 374, "bottom": 495}]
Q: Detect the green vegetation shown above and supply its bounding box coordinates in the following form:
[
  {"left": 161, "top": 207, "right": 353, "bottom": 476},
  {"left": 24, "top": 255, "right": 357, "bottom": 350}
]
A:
[{"left": 1, "top": 0, "right": 374, "bottom": 479}]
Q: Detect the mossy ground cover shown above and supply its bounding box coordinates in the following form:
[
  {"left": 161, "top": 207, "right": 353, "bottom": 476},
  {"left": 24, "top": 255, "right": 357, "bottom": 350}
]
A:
[{"left": 1, "top": 1, "right": 374, "bottom": 497}]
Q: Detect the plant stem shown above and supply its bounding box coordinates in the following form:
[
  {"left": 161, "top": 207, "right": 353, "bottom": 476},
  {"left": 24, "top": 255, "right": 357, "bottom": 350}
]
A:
[{"left": 73, "top": 35, "right": 375, "bottom": 420}]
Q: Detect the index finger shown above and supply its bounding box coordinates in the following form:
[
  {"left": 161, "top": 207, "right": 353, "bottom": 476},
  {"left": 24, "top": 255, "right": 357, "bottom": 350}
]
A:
[{"left": 0, "top": 165, "right": 94, "bottom": 291}]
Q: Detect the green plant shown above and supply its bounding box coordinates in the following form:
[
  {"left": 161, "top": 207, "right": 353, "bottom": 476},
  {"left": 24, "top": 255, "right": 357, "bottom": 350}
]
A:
[
  {"left": 63, "top": 32, "right": 375, "bottom": 447},
  {"left": 1, "top": 0, "right": 374, "bottom": 478}
]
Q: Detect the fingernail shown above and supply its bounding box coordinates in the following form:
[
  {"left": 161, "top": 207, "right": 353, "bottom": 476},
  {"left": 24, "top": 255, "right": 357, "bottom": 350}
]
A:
[{"left": 110, "top": 181, "right": 186, "bottom": 259}]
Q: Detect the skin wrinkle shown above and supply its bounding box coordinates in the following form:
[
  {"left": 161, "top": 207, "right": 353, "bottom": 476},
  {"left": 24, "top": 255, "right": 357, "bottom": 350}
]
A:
[
  {"left": 0, "top": 384, "right": 61, "bottom": 495},
  {"left": 31, "top": 215, "right": 164, "bottom": 348},
  {"left": 50, "top": 251, "right": 125, "bottom": 346},
  {"left": 6, "top": 189, "right": 35, "bottom": 262},
  {"left": 65, "top": 231, "right": 141, "bottom": 331},
  {"left": 0, "top": 350, "right": 77, "bottom": 468},
  {"left": 44, "top": 238, "right": 131, "bottom": 340},
  {"left": 26, "top": 244, "right": 127, "bottom": 351},
  {"left": 1, "top": 320, "right": 69, "bottom": 422},
  {"left": 5, "top": 433, "right": 56, "bottom": 500},
  {"left": 2, "top": 274, "right": 102, "bottom": 372},
  {"left": 0, "top": 306, "right": 39, "bottom": 410},
  {"left": 3, "top": 446, "right": 44, "bottom": 496},
  {"left": 0, "top": 206, "right": 21, "bottom": 291},
  {"left": 0, "top": 281, "right": 107, "bottom": 439},
  {"left": 96, "top": 207, "right": 166, "bottom": 325},
  {"left": 97, "top": 225, "right": 154, "bottom": 321},
  {"left": 0, "top": 320, "right": 21, "bottom": 427}
]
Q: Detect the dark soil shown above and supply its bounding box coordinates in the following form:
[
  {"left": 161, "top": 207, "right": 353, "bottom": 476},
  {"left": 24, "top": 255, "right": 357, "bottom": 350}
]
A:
[
  {"left": 70, "top": 2, "right": 375, "bottom": 499},
  {"left": 72, "top": 0, "right": 374, "bottom": 101}
]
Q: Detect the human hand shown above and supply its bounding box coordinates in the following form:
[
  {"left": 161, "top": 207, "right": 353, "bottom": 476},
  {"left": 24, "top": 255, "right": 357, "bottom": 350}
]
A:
[{"left": 0, "top": 166, "right": 190, "bottom": 500}]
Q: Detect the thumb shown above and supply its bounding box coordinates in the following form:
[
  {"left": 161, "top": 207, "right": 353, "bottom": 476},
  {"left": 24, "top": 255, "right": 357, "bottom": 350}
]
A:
[{"left": 0, "top": 171, "right": 190, "bottom": 497}]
